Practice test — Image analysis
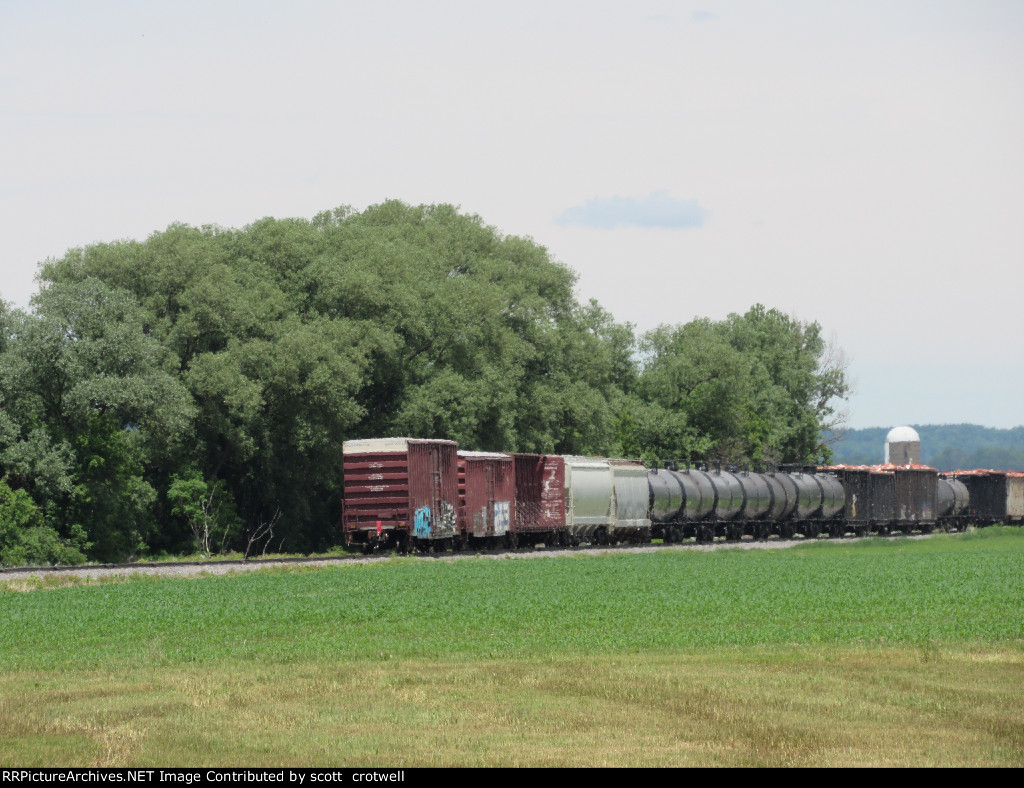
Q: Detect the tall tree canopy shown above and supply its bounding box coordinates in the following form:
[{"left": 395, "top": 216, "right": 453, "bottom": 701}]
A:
[
  {"left": 0, "top": 201, "right": 849, "bottom": 562},
  {"left": 632, "top": 305, "right": 848, "bottom": 464},
  {"left": 0, "top": 279, "right": 193, "bottom": 560}
]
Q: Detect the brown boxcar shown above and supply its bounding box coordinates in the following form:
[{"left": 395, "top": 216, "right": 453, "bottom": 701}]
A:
[
  {"left": 512, "top": 454, "right": 567, "bottom": 545},
  {"left": 457, "top": 451, "right": 516, "bottom": 543},
  {"left": 342, "top": 437, "right": 458, "bottom": 550}
]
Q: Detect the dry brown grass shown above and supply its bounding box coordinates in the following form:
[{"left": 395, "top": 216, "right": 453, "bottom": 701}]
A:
[
  {"left": 2, "top": 645, "right": 1022, "bottom": 767},
  {"left": 0, "top": 573, "right": 137, "bottom": 592}
]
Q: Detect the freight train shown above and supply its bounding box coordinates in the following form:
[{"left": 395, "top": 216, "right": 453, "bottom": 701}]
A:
[{"left": 340, "top": 438, "right": 1024, "bottom": 553}]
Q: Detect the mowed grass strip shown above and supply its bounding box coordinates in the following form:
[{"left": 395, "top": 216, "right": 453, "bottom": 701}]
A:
[{"left": 1, "top": 528, "right": 1023, "bottom": 766}]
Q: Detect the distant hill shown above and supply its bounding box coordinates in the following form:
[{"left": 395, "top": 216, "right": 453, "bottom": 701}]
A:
[{"left": 824, "top": 424, "right": 1024, "bottom": 471}]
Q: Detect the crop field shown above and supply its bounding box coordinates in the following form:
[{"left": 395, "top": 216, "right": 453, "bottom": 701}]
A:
[{"left": 1, "top": 528, "right": 1023, "bottom": 766}]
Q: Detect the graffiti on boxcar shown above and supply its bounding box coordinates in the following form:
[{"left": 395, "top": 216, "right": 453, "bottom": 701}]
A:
[
  {"left": 436, "top": 500, "right": 457, "bottom": 536},
  {"left": 494, "top": 501, "right": 510, "bottom": 535},
  {"left": 414, "top": 506, "right": 431, "bottom": 538}
]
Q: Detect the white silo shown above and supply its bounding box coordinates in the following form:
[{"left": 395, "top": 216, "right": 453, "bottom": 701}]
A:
[{"left": 885, "top": 426, "right": 921, "bottom": 465}]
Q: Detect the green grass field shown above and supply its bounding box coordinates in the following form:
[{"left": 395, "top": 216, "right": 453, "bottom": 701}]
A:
[{"left": 2, "top": 529, "right": 1023, "bottom": 766}]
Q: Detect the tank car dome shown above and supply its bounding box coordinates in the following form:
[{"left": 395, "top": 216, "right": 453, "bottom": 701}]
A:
[{"left": 885, "top": 426, "right": 920, "bottom": 443}]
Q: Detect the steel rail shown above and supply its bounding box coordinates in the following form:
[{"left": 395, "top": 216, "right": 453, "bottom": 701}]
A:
[{"left": 0, "top": 529, "right": 943, "bottom": 576}]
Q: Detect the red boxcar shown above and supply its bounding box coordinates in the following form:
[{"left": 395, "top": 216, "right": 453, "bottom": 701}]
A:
[
  {"left": 457, "top": 451, "right": 516, "bottom": 544},
  {"left": 511, "top": 454, "right": 568, "bottom": 546},
  {"left": 342, "top": 437, "right": 458, "bottom": 551}
]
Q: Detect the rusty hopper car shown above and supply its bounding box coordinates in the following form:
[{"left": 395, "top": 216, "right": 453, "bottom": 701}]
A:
[
  {"left": 893, "top": 466, "right": 939, "bottom": 532},
  {"left": 953, "top": 470, "right": 1009, "bottom": 525},
  {"left": 342, "top": 437, "right": 459, "bottom": 552},
  {"left": 868, "top": 468, "right": 897, "bottom": 533},
  {"left": 953, "top": 470, "right": 1024, "bottom": 525},
  {"left": 457, "top": 451, "right": 516, "bottom": 548}
]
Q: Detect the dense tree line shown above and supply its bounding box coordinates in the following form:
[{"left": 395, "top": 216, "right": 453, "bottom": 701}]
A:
[{"left": 0, "top": 202, "right": 848, "bottom": 564}]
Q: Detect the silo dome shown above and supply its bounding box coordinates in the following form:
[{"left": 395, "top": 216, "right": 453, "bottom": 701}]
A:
[
  {"left": 885, "top": 426, "right": 920, "bottom": 444},
  {"left": 885, "top": 425, "right": 921, "bottom": 464}
]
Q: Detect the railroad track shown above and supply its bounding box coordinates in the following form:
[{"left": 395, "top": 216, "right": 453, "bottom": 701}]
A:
[
  {"left": 0, "top": 531, "right": 939, "bottom": 581},
  {"left": 0, "top": 552, "right": 357, "bottom": 579}
]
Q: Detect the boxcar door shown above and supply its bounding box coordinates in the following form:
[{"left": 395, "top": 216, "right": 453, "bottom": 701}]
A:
[
  {"left": 484, "top": 463, "right": 495, "bottom": 531},
  {"left": 429, "top": 445, "right": 442, "bottom": 539}
]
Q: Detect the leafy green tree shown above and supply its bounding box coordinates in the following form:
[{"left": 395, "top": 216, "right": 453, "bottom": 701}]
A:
[
  {"left": 634, "top": 306, "right": 849, "bottom": 464},
  {"left": 637, "top": 320, "right": 751, "bottom": 460},
  {"left": 0, "top": 478, "right": 42, "bottom": 564},
  {"left": 167, "top": 469, "right": 241, "bottom": 555},
  {"left": 35, "top": 202, "right": 644, "bottom": 550},
  {"left": 0, "top": 478, "right": 86, "bottom": 566},
  {"left": 715, "top": 304, "right": 849, "bottom": 463},
  {"left": 28, "top": 200, "right": 850, "bottom": 556},
  {"left": 0, "top": 279, "right": 193, "bottom": 559},
  {"left": 39, "top": 203, "right": 610, "bottom": 548}
]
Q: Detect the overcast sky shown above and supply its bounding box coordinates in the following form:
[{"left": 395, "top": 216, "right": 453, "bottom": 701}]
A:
[{"left": 3, "top": 0, "right": 1022, "bottom": 430}]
